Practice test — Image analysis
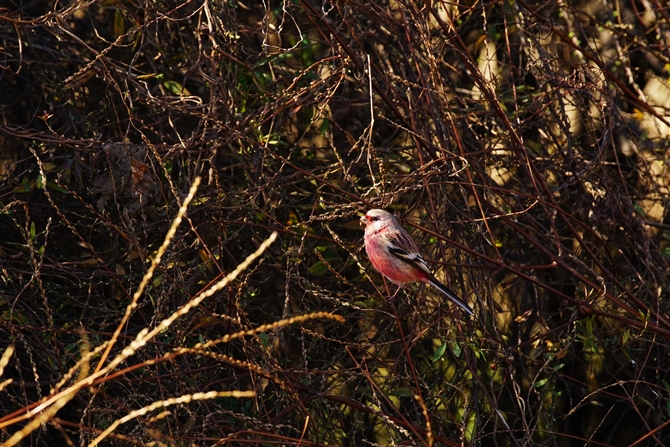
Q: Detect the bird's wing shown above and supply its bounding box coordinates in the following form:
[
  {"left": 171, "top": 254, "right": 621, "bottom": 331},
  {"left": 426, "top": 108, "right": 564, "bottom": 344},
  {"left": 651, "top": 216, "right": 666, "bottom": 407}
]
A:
[
  {"left": 384, "top": 231, "right": 432, "bottom": 275},
  {"left": 385, "top": 230, "right": 474, "bottom": 316}
]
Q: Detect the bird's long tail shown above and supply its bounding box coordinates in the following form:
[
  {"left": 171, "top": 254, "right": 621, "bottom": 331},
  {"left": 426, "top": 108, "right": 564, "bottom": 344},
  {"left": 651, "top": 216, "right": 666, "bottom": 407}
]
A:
[{"left": 427, "top": 276, "right": 474, "bottom": 316}]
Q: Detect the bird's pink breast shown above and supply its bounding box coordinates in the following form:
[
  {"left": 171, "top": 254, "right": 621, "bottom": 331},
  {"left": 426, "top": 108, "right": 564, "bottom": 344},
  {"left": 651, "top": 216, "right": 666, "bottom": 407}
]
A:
[{"left": 365, "top": 234, "right": 428, "bottom": 285}]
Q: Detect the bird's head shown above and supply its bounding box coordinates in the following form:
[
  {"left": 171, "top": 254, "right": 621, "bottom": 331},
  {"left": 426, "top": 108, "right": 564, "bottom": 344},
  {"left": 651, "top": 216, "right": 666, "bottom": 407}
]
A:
[{"left": 361, "top": 209, "right": 395, "bottom": 232}]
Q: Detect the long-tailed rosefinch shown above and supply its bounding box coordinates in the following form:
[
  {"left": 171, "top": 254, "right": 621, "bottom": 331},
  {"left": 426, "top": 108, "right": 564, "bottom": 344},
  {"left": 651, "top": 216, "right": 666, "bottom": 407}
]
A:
[{"left": 361, "top": 209, "right": 474, "bottom": 316}]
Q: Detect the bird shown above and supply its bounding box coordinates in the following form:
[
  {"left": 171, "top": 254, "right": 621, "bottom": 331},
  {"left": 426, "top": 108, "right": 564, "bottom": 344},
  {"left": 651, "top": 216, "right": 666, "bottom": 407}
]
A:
[{"left": 361, "top": 209, "right": 474, "bottom": 316}]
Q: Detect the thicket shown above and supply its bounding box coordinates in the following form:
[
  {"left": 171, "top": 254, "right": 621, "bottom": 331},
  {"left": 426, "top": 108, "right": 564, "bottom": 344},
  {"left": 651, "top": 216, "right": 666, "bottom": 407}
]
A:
[{"left": 1, "top": 0, "right": 670, "bottom": 446}]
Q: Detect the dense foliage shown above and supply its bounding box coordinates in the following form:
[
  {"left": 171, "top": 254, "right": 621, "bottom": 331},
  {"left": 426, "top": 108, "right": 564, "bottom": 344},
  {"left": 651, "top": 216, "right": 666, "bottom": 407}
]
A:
[{"left": 1, "top": 0, "right": 670, "bottom": 445}]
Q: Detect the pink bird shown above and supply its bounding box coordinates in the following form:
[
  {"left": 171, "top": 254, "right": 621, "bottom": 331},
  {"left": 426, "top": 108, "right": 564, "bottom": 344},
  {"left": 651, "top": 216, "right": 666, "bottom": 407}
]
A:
[{"left": 361, "top": 209, "right": 474, "bottom": 316}]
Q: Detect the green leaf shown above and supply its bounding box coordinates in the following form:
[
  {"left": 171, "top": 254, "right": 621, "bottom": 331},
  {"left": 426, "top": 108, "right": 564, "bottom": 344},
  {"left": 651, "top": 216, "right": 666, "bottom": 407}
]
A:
[
  {"left": 13, "top": 177, "right": 33, "bottom": 193},
  {"left": 163, "top": 80, "right": 191, "bottom": 96},
  {"left": 433, "top": 342, "right": 447, "bottom": 363},
  {"left": 533, "top": 378, "right": 548, "bottom": 388},
  {"left": 662, "top": 246, "right": 670, "bottom": 259},
  {"left": 30, "top": 222, "right": 36, "bottom": 240},
  {"left": 47, "top": 355, "right": 59, "bottom": 370},
  {"left": 46, "top": 182, "right": 70, "bottom": 194},
  {"left": 319, "top": 118, "right": 330, "bottom": 135},
  {"left": 259, "top": 332, "right": 269, "bottom": 349},
  {"left": 638, "top": 395, "right": 654, "bottom": 409},
  {"left": 309, "top": 260, "right": 328, "bottom": 276},
  {"left": 451, "top": 342, "right": 462, "bottom": 358},
  {"left": 391, "top": 388, "right": 412, "bottom": 398},
  {"left": 2, "top": 310, "right": 29, "bottom": 326}
]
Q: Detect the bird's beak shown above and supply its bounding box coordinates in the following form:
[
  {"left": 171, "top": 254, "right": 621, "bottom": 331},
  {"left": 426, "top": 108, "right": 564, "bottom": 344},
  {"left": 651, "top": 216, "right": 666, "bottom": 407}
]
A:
[{"left": 359, "top": 215, "right": 366, "bottom": 225}]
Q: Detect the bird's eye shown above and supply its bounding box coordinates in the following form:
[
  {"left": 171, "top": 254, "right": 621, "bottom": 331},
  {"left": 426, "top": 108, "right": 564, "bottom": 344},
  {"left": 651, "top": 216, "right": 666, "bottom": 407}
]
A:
[{"left": 371, "top": 216, "right": 378, "bottom": 221}]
